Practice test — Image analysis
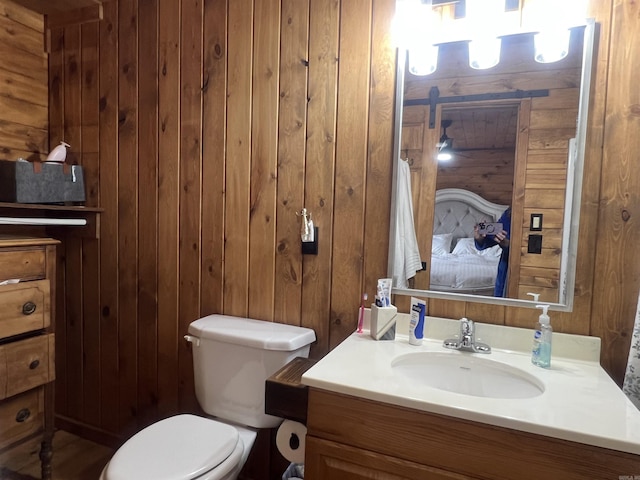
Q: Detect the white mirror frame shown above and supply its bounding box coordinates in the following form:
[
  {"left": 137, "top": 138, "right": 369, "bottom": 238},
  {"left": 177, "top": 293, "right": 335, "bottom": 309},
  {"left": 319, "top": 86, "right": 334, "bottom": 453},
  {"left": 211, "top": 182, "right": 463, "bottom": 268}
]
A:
[{"left": 387, "top": 19, "right": 596, "bottom": 312}]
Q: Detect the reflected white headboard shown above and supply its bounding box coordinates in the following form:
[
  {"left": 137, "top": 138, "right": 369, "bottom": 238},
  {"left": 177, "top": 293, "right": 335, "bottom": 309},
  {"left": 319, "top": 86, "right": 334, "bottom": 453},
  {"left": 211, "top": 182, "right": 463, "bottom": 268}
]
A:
[{"left": 433, "top": 188, "right": 508, "bottom": 245}]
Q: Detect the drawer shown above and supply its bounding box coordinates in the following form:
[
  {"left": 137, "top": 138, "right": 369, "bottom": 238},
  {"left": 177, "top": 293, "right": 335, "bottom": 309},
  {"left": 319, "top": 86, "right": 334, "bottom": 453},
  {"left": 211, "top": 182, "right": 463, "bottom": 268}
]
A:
[
  {"left": 0, "top": 280, "right": 50, "bottom": 338},
  {"left": 0, "top": 334, "right": 55, "bottom": 400},
  {"left": 0, "top": 387, "right": 44, "bottom": 450},
  {"left": 0, "top": 248, "right": 46, "bottom": 283}
]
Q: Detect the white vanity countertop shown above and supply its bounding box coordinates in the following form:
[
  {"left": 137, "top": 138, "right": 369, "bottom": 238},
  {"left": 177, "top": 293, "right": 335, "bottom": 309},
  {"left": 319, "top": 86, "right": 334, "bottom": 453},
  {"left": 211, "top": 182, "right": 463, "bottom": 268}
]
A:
[{"left": 301, "top": 313, "right": 640, "bottom": 455}]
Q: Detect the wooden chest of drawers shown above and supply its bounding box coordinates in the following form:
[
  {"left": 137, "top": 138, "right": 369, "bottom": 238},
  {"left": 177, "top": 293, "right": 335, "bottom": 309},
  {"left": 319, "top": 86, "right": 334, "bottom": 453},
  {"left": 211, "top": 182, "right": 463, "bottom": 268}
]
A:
[{"left": 0, "top": 237, "right": 58, "bottom": 480}]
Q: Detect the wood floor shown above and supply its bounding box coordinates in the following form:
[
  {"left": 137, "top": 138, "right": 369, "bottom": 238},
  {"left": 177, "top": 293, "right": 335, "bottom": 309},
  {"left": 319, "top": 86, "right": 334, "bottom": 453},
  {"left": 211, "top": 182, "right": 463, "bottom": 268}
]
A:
[{"left": 0, "top": 430, "right": 114, "bottom": 480}]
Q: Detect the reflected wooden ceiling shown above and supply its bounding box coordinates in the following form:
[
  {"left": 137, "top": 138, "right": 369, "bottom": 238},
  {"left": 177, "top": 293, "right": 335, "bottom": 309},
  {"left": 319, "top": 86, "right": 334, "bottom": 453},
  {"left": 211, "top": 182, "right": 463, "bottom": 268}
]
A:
[
  {"left": 10, "top": 0, "right": 101, "bottom": 14},
  {"left": 441, "top": 105, "right": 519, "bottom": 151}
]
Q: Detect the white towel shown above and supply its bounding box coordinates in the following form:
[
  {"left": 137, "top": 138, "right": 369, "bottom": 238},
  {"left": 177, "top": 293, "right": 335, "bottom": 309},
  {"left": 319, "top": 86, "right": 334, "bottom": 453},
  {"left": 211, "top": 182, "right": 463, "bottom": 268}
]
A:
[
  {"left": 623, "top": 289, "right": 640, "bottom": 410},
  {"left": 392, "top": 159, "right": 422, "bottom": 289}
]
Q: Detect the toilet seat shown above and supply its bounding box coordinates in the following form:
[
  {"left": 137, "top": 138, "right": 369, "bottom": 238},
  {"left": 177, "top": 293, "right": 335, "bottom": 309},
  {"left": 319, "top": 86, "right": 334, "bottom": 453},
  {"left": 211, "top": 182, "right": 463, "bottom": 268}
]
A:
[{"left": 102, "top": 414, "right": 243, "bottom": 480}]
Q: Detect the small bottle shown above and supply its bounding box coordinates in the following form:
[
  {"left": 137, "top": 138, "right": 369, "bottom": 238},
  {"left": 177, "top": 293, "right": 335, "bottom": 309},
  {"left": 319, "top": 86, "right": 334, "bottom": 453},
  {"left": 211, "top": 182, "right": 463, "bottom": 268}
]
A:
[
  {"left": 408, "top": 297, "right": 426, "bottom": 346},
  {"left": 531, "top": 304, "right": 552, "bottom": 368}
]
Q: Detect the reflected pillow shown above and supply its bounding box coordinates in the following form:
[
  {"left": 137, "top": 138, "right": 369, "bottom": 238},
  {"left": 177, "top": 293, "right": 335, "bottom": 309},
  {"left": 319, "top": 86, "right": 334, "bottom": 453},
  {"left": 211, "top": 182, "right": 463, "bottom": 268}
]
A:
[
  {"left": 432, "top": 233, "right": 453, "bottom": 256},
  {"left": 452, "top": 237, "right": 501, "bottom": 257}
]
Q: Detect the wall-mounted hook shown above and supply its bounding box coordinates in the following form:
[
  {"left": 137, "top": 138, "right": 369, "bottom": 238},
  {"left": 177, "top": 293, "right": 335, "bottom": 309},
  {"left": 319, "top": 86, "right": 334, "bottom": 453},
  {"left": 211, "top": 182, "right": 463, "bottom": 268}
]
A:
[{"left": 296, "top": 208, "right": 318, "bottom": 255}]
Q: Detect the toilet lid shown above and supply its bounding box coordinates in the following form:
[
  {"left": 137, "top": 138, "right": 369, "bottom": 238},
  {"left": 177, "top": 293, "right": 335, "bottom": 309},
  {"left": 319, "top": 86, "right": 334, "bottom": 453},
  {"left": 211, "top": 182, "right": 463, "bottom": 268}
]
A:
[{"left": 104, "top": 414, "right": 240, "bottom": 480}]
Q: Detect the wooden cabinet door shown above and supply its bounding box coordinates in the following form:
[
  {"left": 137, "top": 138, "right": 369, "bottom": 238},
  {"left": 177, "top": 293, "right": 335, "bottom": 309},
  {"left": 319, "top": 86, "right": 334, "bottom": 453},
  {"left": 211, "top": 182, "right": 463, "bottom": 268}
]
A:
[{"left": 305, "top": 436, "right": 479, "bottom": 480}]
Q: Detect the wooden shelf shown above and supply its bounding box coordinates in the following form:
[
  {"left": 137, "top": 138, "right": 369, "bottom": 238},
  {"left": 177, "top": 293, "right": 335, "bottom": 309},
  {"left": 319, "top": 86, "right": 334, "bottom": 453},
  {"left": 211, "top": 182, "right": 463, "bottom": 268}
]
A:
[
  {"left": 265, "top": 357, "right": 317, "bottom": 424},
  {"left": 10, "top": 0, "right": 101, "bottom": 15},
  {"left": 0, "top": 203, "right": 103, "bottom": 238},
  {"left": 0, "top": 202, "right": 102, "bottom": 212}
]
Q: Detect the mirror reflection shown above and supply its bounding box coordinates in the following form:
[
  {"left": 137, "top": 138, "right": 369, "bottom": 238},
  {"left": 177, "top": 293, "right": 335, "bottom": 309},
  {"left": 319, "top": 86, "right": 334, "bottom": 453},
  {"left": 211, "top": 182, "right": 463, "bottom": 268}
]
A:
[{"left": 389, "top": 20, "right": 595, "bottom": 310}]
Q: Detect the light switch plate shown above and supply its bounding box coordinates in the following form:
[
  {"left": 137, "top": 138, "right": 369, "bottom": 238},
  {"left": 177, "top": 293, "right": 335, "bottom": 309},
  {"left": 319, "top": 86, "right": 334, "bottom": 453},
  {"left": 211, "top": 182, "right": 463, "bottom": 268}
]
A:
[{"left": 530, "top": 213, "right": 543, "bottom": 231}]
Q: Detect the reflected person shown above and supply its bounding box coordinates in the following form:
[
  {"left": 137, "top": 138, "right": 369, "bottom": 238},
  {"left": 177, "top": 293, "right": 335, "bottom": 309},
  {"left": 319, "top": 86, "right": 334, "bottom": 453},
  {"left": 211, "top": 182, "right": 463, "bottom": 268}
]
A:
[{"left": 474, "top": 207, "right": 511, "bottom": 297}]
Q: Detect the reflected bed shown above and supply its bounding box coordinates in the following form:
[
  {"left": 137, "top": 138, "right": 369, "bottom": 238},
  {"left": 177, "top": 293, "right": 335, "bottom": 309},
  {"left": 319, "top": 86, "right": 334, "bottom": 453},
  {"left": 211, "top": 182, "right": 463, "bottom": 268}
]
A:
[{"left": 430, "top": 189, "right": 508, "bottom": 296}]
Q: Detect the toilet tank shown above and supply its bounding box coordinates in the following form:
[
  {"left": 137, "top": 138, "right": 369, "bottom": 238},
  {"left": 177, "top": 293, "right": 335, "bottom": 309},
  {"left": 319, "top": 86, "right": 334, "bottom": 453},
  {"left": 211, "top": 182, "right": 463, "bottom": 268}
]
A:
[{"left": 186, "top": 315, "right": 316, "bottom": 429}]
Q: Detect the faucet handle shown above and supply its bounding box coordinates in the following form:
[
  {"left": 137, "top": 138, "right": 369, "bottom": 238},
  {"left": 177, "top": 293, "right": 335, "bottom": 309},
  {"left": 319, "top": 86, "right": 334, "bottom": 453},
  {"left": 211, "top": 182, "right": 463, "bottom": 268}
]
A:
[{"left": 460, "top": 317, "right": 473, "bottom": 335}]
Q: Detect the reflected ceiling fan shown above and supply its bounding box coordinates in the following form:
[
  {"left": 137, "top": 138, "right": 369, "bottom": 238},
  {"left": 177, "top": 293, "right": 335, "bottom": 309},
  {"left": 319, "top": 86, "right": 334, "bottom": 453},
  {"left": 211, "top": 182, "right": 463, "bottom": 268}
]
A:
[
  {"left": 436, "top": 119, "right": 478, "bottom": 161},
  {"left": 437, "top": 120, "right": 459, "bottom": 161}
]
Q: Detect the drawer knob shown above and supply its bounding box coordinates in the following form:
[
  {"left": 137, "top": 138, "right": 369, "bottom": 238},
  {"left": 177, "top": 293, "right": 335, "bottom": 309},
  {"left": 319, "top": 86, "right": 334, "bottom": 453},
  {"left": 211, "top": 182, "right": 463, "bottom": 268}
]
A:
[
  {"left": 22, "top": 302, "right": 37, "bottom": 315},
  {"left": 16, "top": 408, "right": 31, "bottom": 423},
  {"left": 29, "top": 359, "right": 40, "bottom": 370}
]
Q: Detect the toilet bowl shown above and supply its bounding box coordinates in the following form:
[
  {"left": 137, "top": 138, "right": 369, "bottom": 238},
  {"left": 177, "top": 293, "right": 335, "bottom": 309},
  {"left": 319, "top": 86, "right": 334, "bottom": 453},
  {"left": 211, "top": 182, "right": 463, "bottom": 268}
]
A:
[
  {"left": 100, "top": 315, "right": 316, "bottom": 480},
  {"left": 99, "top": 414, "right": 257, "bottom": 480}
]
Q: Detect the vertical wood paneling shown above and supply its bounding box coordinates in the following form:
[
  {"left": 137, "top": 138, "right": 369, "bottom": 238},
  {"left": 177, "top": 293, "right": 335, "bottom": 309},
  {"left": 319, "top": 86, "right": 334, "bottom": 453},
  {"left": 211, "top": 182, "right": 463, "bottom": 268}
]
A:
[
  {"left": 178, "top": 0, "right": 203, "bottom": 413},
  {"left": 40, "top": 0, "right": 640, "bottom": 442},
  {"left": 592, "top": 0, "right": 640, "bottom": 385},
  {"left": 137, "top": 0, "right": 159, "bottom": 427},
  {"left": 329, "top": 0, "right": 372, "bottom": 349},
  {"left": 80, "top": 21, "right": 101, "bottom": 426},
  {"left": 248, "top": 0, "right": 280, "bottom": 321},
  {"left": 201, "top": 0, "right": 227, "bottom": 317},
  {"left": 97, "top": 0, "right": 119, "bottom": 432},
  {"left": 274, "top": 0, "right": 309, "bottom": 326},
  {"left": 224, "top": 0, "right": 253, "bottom": 317},
  {"left": 62, "top": 25, "right": 84, "bottom": 420},
  {"left": 364, "top": 0, "right": 396, "bottom": 307},
  {"left": 48, "top": 27, "right": 66, "bottom": 417},
  {"left": 156, "top": 0, "right": 181, "bottom": 419},
  {"left": 80, "top": 23, "right": 100, "bottom": 206},
  {"left": 303, "top": 0, "right": 339, "bottom": 355},
  {"left": 63, "top": 26, "right": 82, "bottom": 154},
  {"left": 117, "top": 0, "right": 139, "bottom": 434}
]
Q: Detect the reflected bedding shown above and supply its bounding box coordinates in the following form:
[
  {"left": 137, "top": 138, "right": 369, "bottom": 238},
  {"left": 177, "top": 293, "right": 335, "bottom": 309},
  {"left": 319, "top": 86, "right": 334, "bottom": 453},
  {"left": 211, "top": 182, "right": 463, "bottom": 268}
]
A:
[{"left": 429, "top": 240, "right": 501, "bottom": 293}]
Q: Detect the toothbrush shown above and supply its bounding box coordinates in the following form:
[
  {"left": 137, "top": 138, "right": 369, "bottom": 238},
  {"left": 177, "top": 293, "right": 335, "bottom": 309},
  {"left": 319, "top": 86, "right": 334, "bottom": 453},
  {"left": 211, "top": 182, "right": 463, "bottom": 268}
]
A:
[{"left": 357, "top": 293, "right": 368, "bottom": 333}]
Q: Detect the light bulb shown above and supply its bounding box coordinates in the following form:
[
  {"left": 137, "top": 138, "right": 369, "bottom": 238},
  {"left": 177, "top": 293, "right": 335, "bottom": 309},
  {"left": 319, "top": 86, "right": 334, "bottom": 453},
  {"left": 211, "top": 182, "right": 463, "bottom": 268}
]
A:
[
  {"left": 408, "top": 44, "right": 439, "bottom": 76},
  {"left": 534, "top": 29, "right": 571, "bottom": 63},
  {"left": 469, "top": 37, "right": 502, "bottom": 70}
]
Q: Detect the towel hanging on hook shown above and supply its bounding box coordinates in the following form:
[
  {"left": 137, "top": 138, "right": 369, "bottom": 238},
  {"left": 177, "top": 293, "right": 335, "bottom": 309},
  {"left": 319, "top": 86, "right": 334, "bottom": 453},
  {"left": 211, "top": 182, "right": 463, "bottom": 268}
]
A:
[{"left": 401, "top": 154, "right": 414, "bottom": 166}]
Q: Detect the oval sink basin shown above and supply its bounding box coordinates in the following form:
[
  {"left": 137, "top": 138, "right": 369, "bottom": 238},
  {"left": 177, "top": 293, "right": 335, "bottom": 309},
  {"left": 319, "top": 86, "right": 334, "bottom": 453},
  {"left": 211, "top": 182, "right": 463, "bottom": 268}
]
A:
[{"left": 391, "top": 352, "right": 544, "bottom": 399}]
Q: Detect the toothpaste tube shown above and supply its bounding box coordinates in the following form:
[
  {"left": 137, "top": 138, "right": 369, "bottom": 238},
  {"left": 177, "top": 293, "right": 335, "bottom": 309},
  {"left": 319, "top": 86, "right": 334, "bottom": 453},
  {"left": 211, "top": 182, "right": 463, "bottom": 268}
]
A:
[{"left": 377, "top": 278, "right": 392, "bottom": 307}]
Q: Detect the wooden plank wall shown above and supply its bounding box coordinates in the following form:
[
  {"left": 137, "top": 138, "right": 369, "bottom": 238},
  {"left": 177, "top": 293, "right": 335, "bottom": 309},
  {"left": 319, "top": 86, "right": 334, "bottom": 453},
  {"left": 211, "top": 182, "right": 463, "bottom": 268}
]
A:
[
  {"left": 435, "top": 149, "right": 516, "bottom": 206},
  {"left": 46, "top": 0, "right": 395, "bottom": 440},
  {"left": 0, "top": 0, "right": 633, "bottom": 444},
  {"left": 0, "top": 2, "right": 47, "bottom": 161}
]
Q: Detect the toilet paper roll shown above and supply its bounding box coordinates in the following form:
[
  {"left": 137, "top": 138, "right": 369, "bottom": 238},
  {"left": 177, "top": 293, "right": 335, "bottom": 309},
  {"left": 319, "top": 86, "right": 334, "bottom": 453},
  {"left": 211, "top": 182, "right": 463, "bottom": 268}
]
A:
[{"left": 276, "top": 420, "right": 307, "bottom": 464}]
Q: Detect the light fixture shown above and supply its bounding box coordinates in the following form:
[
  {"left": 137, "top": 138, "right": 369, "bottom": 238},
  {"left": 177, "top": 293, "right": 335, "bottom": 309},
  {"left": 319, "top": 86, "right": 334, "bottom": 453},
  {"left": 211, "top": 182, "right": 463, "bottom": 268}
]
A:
[
  {"left": 437, "top": 120, "right": 453, "bottom": 162},
  {"left": 524, "top": 0, "right": 585, "bottom": 63},
  {"left": 397, "top": 0, "right": 439, "bottom": 76},
  {"left": 409, "top": 44, "right": 439, "bottom": 76},
  {"left": 468, "top": 37, "right": 502, "bottom": 70},
  {"left": 466, "top": 0, "right": 503, "bottom": 70},
  {"left": 534, "top": 29, "right": 571, "bottom": 63}
]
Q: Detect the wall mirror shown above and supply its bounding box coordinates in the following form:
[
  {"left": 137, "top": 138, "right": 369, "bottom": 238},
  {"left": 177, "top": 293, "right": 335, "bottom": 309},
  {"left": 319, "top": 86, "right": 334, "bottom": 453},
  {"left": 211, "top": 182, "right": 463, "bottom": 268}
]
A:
[{"left": 388, "top": 17, "right": 596, "bottom": 311}]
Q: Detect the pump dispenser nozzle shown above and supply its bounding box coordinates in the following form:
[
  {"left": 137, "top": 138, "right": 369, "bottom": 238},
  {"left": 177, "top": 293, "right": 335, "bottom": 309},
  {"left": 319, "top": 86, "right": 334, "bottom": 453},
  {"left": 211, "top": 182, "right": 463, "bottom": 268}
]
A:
[
  {"left": 527, "top": 292, "right": 540, "bottom": 302},
  {"left": 536, "top": 304, "right": 550, "bottom": 322}
]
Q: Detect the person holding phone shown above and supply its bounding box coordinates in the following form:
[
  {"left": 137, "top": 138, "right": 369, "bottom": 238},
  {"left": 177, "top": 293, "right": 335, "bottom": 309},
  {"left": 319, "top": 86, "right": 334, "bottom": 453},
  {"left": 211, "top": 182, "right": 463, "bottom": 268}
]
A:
[{"left": 474, "top": 207, "right": 511, "bottom": 297}]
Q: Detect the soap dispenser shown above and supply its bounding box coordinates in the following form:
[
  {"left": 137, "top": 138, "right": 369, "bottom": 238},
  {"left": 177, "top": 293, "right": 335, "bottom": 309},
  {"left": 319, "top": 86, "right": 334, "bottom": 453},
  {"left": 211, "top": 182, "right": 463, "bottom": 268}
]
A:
[{"left": 531, "top": 304, "right": 552, "bottom": 368}]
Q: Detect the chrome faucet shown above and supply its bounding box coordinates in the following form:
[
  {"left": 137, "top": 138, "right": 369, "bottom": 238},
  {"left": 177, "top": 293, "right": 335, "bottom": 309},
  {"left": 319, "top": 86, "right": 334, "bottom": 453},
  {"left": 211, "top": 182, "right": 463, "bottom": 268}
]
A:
[{"left": 443, "top": 318, "right": 491, "bottom": 354}]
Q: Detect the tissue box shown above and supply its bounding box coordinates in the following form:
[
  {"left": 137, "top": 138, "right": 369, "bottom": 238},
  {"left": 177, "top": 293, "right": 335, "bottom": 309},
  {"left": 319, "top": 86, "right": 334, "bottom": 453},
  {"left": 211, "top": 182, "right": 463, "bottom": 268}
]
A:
[{"left": 0, "top": 160, "right": 85, "bottom": 204}]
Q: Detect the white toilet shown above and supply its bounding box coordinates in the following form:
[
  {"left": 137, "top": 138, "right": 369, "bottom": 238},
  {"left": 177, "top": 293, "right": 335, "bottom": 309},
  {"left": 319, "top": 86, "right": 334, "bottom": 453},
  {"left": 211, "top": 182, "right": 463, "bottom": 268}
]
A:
[{"left": 100, "top": 314, "right": 316, "bottom": 480}]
